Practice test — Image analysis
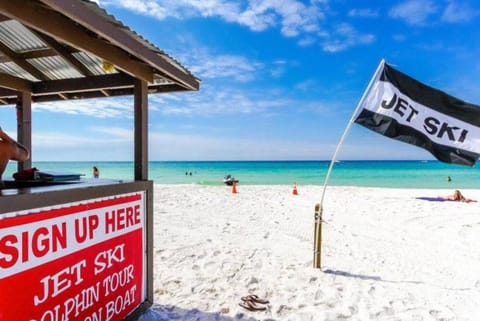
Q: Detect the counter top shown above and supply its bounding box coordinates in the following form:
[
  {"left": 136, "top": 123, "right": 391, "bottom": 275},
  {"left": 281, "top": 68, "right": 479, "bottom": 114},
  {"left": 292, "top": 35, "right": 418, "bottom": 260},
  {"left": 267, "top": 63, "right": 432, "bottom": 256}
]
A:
[
  {"left": 0, "top": 179, "right": 151, "bottom": 215},
  {"left": 0, "top": 178, "right": 129, "bottom": 196}
]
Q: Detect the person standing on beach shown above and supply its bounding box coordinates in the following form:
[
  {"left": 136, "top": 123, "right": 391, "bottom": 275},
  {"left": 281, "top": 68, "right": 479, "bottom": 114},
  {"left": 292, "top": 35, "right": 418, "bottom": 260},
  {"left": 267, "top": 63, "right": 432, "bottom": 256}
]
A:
[{"left": 0, "top": 126, "right": 30, "bottom": 181}]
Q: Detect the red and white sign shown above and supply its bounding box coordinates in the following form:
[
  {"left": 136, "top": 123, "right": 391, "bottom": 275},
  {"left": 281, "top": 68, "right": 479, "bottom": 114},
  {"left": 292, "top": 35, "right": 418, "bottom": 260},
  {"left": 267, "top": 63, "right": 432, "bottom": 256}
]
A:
[{"left": 0, "top": 192, "right": 146, "bottom": 321}]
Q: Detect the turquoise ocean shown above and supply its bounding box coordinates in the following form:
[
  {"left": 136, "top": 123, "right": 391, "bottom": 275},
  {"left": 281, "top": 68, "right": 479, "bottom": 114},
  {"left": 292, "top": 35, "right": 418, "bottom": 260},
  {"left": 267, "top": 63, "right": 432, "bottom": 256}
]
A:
[{"left": 4, "top": 160, "right": 480, "bottom": 189}]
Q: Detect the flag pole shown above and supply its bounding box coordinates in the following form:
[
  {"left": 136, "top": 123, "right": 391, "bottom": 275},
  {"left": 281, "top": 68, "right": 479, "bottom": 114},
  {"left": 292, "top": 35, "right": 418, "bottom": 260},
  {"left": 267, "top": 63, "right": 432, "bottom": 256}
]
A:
[{"left": 313, "top": 59, "right": 385, "bottom": 269}]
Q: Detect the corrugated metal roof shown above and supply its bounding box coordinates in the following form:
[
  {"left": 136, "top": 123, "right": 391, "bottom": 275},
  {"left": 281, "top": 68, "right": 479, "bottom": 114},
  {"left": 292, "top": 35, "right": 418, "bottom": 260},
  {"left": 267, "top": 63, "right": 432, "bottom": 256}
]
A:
[
  {"left": 0, "top": 20, "right": 47, "bottom": 52},
  {"left": 72, "top": 52, "right": 116, "bottom": 76},
  {"left": 0, "top": 61, "right": 38, "bottom": 81},
  {"left": 0, "top": 0, "right": 199, "bottom": 104},
  {"left": 28, "top": 56, "right": 84, "bottom": 80}
]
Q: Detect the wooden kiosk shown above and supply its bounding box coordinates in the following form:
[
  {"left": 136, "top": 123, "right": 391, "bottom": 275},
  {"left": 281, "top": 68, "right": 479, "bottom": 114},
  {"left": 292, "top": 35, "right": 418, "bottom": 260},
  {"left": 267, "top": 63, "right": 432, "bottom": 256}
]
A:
[{"left": 0, "top": 1, "right": 199, "bottom": 320}]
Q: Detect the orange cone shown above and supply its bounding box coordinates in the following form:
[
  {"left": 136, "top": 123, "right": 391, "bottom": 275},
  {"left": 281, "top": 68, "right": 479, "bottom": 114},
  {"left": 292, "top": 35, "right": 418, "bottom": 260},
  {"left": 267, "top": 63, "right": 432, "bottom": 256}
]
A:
[
  {"left": 292, "top": 182, "right": 298, "bottom": 195},
  {"left": 232, "top": 181, "right": 238, "bottom": 194}
]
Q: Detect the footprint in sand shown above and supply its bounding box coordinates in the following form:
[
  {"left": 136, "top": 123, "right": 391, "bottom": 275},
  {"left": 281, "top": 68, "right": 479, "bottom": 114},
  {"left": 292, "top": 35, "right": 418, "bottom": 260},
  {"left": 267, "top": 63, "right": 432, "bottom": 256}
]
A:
[
  {"left": 246, "top": 276, "right": 259, "bottom": 286},
  {"left": 222, "top": 223, "right": 231, "bottom": 232},
  {"left": 276, "top": 304, "right": 293, "bottom": 314},
  {"left": 368, "top": 286, "right": 376, "bottom": 295},
  {"left": 336, "top": 306, "right": 358, "bottom": 319},
  {"left": 314, "top": 289, "right": 324, "bottom": 300},
  {"left": 375, "top": 306, "right": 394, "bottom": 318},
  {"left": 429, "top": 309, "right": 441, "bottom": 317},
  {"left": 203, "top": 261, "right": 216, "bottom": 268}
]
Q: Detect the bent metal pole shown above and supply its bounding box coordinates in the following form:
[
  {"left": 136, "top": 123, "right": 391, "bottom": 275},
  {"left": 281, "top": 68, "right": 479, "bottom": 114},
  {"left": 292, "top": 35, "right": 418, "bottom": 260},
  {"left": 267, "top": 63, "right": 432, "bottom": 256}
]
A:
[{"left": 313, "top": 59, "right": 385, "bottom": 269}]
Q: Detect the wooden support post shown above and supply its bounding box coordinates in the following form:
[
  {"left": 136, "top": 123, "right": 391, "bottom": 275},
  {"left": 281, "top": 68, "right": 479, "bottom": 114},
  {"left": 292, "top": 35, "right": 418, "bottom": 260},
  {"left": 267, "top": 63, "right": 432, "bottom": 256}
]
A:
[
  {"left": 313, "top": 203, "right": 322, "bottom": 269},
  {"left": 134, "top": 78, "right": 148, "bottom": 181},
  {"left": 17, "top": 91, "right": 32, "bottom": 171}
]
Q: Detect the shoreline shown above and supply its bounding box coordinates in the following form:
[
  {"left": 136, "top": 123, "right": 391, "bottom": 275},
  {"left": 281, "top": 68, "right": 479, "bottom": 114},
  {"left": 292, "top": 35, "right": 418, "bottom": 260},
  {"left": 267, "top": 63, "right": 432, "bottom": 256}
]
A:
[
  {"left": 5, "top": 160, "right": 478, "bottom": 189},
  {"left": 146, "top": 185, "right": 480, "bottom": 320}
]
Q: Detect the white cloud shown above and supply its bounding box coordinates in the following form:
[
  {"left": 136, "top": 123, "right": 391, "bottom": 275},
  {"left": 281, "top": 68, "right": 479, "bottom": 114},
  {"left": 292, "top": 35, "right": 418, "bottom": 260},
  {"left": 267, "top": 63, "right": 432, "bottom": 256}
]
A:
[
  {"left": 172, "top": 46, "right": 263, "bottom": 82},
  {"left": 389, "top": 0, "right": 478, "bottom": 25},
  {"left": 294, "top": 79, "right": 317, "bottom": 92},
  {"left": 149, "top": 84, "right": 294, "bottom": 116},
  {"left": 90, "top": 126, "right": 133, "bottom": 140},
  {"left": 33, "top": 128, "right": 130, "bottom": 148},
  {"left": 104, "top": 0, "right": 375, "bottom": 53},
  {"left": 321, "top": 23, "right": 375, "bottom": 53},
  {"left": 348, "top": 8, "right": 379, "bottom": 18},
  {"left": 99, "top": 0, "right": 239, "bottom": 24},
  {"left": 149, "top": 131, "right": 327, "bottom": 160},
  {"left": 441, "top": 1, "right": 478, "bottom": 23},
  {"left": 24, "top": 47, "right": 296, "bottom": 119},
  {"left": 297, "top": 36, "right": 316, "bottom": 47},
  {"left": 389, "top": 0, "right": 438, "bottom": 25},
  {"left": 392, "top": 34, "right": 407, "bottom": 42},
  {"left": 191, "top": 54, "right": 261, "bottom": 82},
  {"left": 173, "top": 0, "right": 325, "bottom": 37},
  {"left": 34, "top": 97, "right": 133, "bottom": 119},
  {"left": 31, "top": 126, "right": 134, "bottom": 161},
  {"left": 270, "top": 60, "right": 287, "bottom": 77}
]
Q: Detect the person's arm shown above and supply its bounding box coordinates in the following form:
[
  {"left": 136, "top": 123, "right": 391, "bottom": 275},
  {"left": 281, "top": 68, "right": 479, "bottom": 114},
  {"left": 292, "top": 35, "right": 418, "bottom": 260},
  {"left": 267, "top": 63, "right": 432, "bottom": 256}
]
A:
[
  {"left": 0, "top": 127, "right": 29, "bottom": 161},
  {"left": 0, "top": 127, "right": 16, "bottom": 144}
]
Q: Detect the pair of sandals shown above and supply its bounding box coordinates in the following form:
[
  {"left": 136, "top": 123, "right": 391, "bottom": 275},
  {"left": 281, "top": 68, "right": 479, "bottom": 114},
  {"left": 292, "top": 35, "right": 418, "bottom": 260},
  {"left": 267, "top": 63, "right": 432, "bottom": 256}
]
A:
[{"left": 238, "top": 294, "right": 269, "bottom": 311}]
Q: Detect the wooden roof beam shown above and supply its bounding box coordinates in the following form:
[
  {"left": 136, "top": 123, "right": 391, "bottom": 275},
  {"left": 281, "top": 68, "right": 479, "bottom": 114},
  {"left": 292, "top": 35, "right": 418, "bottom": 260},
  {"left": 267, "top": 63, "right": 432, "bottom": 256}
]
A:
[
  {"left": 20, "top": 48, "right": 57, "bottom": 60},
  {"left": 0, "top": 86, "right": 16, "bottom": 97},
  {"left": 31, "top": 30, "right": 94, "bottom": 77},
  {"left": 0, "top": 83, "right": 190, "bottom": 104},
  {"left": 32, "top": 73, "right": 135, "bottom": 95},
  {"left": 0, "top": 13, "right": 10, "bottom": 22},
  {"left": 0, "top": 48, "right": 59, "bottom": 63},
  {"left": 0, "top": 72, "right": 32, "bottom": 92},
  {"left": 0, "top": 0, "right": 154, "bottom": 83},
  {"left": 0, "top": 42, "right": 48, "bottom": 81}
]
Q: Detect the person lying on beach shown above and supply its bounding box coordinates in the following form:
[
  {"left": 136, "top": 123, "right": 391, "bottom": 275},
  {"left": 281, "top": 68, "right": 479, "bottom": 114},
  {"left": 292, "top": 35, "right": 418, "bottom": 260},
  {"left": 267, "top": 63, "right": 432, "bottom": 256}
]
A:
[
  {"left": 448, "top": 190, "right": 465, "bottom": 201},
  {"left": 443, "top": 190, "right": 476, "bottom": 203},
  {"left": 0, "top": 126, "right": 30, "bottom": 181}
]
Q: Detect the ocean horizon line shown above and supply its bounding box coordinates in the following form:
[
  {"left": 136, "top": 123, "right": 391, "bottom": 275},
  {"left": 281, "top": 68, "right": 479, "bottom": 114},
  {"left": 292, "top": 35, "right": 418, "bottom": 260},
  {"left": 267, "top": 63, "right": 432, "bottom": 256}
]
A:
[{"left": 31, "top": 159, "right": 438, "bottom": 163}]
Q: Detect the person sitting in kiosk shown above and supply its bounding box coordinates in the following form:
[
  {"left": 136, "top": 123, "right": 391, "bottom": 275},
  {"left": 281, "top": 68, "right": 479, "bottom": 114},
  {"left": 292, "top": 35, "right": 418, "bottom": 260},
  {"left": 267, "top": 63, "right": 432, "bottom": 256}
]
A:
[{"left": 0, "top": 126, "right": 30, "bottom": 182}]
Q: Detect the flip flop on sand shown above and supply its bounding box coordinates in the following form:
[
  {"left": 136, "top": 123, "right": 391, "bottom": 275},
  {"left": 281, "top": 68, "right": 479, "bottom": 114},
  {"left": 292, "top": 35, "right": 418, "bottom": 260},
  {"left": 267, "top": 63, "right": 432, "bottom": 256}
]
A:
[
  {"left": 241, "top": 294, "right": 269, "bottom": 305},
  {"left": 238, "top": 300, "right": 267, "bottom": 311}
]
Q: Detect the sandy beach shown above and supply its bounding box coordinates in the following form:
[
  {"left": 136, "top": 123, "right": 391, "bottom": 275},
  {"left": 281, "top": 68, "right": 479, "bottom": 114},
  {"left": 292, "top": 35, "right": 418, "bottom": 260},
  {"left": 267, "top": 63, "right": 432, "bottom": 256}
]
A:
[{"left": 140, "top": 184, "right": 480, "bottom": 321}]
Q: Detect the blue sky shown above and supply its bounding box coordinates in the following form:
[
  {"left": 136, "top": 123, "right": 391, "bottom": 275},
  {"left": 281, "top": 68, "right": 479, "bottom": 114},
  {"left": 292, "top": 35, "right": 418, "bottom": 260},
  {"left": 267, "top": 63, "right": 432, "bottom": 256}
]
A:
[{"left": 2, "top": 0, "right": 480, "bottom": 161}]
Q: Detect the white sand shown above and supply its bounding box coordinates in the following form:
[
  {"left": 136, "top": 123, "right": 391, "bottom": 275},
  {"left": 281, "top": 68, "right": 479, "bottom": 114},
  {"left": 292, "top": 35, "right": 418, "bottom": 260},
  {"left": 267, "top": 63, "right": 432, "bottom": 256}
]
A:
[{"left": 142, "top": 184, "right": 480, "bottom": 321}]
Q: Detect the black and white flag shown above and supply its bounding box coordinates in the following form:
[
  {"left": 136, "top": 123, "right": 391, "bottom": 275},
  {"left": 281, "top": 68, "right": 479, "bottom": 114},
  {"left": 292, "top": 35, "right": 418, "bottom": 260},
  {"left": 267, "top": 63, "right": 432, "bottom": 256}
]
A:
[{"left": 354, "top": 60, "right": 480, "bottom": 166}]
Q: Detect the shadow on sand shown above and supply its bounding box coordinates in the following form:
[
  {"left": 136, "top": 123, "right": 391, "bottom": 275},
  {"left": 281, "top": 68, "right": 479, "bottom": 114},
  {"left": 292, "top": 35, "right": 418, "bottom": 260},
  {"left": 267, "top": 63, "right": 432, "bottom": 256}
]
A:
[
  {"left": 139, "top": 304, "right": 277, "bottom": 321},
  {"left": 323, "top": 268, "right": 382, "bottom": 281},
  {"left": 323, "top": 268, "right": 473, "bottom": 291}
]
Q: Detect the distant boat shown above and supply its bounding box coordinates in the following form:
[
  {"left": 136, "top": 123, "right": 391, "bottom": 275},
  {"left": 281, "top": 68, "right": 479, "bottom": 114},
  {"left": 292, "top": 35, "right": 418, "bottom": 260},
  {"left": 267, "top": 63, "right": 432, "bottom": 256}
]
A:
[{"left": 223, "top": 174, "right": 239, "bottom": 186}]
